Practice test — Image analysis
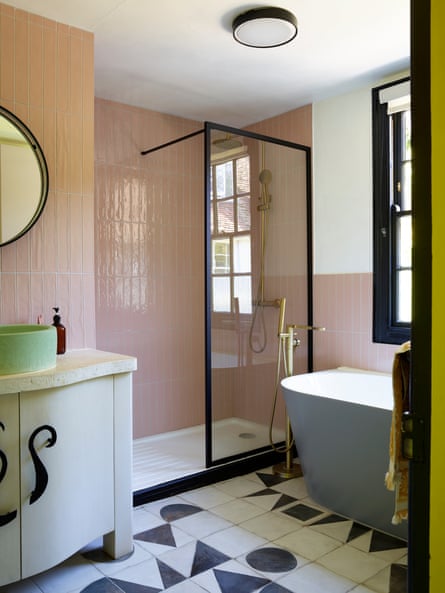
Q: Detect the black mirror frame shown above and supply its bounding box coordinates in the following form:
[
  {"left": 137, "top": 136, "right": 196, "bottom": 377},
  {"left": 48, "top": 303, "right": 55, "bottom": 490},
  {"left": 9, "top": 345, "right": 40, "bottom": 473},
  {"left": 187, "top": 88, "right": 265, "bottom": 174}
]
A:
[{"left": 0, "top": 105, "right": 49, "bottom": 247}]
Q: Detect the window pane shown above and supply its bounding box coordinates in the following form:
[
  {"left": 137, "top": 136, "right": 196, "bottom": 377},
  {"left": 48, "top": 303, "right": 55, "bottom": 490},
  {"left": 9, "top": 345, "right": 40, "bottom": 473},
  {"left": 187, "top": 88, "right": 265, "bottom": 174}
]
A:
[
  {"left": 402, "top": 110, "right": 411, "bottom": 161},
  {"left": 233, "top": 236, "right": 251, "bottom": 273},
  {"left": 212, "top": 238, "right": 230, "bottom": 274},
  {"left": 213, "top": 277, "right": 231, "bottom": 312},
  {"left": 217, "top": 200, "right": 234, "bottom": 233},
  {"left": 234, "top": 276, "right": 252, "bottom": 314},
  {"left": 210, "top": 154, "right": 253, "bottom": 315},
  {"left": 215, "top": 162, "right": 233, "bottom": 198},
  {"left": 401, "top": 162, "right": 412, "bottom": 210},
  {"left": 396, "top": 270, "right": 412, "bottom": 323},
  {"left": 400, "top": 110, "right": 412, "bottom": 210},
  {"left": 396, "top": 214, "right": 412, "bottom": 268},
  {"left": 237, "top": 196, "right": 251, "bottom": 231},
  {"left": 236, "top": 156, "right": 250, "bottom": 194},
  {"left": 400, "top": 161, "right": 412, "bottom": 210}
]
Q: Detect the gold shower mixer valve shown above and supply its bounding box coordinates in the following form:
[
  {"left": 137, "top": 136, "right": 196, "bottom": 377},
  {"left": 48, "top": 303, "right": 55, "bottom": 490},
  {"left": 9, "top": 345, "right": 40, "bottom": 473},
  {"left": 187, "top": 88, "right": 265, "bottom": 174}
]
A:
[
  {"left": 279, "top": 324, "right": 326, "bottom": 349},
  {"left": 279, "top": 325, "right": 300, "bottom": 349}
]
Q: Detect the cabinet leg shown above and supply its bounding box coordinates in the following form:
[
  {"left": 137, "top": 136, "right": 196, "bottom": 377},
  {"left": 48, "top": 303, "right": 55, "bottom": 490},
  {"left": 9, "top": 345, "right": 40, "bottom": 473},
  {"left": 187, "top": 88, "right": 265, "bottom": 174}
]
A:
[
  {"left": 103, "top": 373, "right": 134, "bottom": 559},
  {"left": 103, "top": 530, "right": 134, "bottom": 559}
]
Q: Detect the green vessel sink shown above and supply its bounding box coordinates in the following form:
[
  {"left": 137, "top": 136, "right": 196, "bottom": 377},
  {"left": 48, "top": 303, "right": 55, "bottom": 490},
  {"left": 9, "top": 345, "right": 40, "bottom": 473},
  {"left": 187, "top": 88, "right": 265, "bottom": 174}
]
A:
[{"left": 0, "top": 324, "right": 57, "bottom": 375}]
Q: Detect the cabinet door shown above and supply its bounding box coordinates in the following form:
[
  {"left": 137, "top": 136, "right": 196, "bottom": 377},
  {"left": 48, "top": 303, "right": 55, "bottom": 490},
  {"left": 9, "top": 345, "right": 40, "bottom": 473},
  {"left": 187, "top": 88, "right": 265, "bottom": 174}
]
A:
[
  {"left": 0, "top": 393, "right": 20, "bottom": 586},
  {"left": 20, "top": 377, "right": 115, "bottom": 578}
]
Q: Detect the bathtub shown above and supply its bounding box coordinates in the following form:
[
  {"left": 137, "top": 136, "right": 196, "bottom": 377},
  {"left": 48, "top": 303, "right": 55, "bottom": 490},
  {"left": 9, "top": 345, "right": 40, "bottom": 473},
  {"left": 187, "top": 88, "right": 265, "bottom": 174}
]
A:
[{"left": 281, "top": 367, "right": 408, "bottom": 540}]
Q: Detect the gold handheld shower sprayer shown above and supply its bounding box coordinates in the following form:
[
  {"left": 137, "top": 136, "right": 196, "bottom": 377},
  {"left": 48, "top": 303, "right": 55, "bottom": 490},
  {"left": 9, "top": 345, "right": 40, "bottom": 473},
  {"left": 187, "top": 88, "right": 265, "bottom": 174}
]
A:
[
  {"left": 258, "top": 168, "right": 272, "bottom": 211},
  {"left": 249, "top": 166, "right": 274, "bottom": 353}
]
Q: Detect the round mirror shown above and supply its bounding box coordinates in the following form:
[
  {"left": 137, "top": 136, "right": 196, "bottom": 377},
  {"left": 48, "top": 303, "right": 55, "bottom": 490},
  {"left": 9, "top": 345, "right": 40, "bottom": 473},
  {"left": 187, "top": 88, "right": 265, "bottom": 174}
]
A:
[{"left": 0, "top": 106, "right": 49, "bottom": 247}]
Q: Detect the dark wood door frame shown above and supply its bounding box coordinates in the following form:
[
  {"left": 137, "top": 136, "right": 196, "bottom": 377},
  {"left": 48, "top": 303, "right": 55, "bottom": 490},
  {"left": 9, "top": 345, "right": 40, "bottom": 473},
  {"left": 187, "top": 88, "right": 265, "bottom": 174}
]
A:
[{"left": 409, "top": 0, "right": 431, "bottom": 591}]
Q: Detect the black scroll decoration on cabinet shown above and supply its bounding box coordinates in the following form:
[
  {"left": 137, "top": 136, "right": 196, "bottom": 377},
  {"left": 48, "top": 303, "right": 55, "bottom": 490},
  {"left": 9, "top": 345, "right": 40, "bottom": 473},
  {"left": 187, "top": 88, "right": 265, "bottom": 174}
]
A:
[
  {"left": 28, "top": 424, "right": 57, "bottom": 505},
  {"left": 0, "top": 421, "right": 18, "bottom": 526}
]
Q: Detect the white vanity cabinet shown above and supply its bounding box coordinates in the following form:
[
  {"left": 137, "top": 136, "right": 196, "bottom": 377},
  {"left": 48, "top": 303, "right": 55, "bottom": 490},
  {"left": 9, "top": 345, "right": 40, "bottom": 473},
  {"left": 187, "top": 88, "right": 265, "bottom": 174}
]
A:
[
  {"left": 0, "top": 350, "right": 136, "bottom": 587},
  {"left": 0, "top": 392, "right": 20, "bottom": 584}
]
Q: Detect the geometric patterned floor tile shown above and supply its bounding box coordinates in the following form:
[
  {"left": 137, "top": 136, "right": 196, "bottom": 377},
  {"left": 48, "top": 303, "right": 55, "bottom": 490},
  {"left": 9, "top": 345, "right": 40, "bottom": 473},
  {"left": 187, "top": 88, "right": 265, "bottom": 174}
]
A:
[
  {"left": 311, "top": 513, "right": 407, "bottom": 552},
  {"left": 160, "top": 503, "right": 203, "bottom": 522},
  {"left": 135, "top": 523, "right": 176, "bottom": 547},
  {"left": 213, "top": 568, "right": 270, "bottom": 593},
  {"left": 310, "top": 514, "right": 375, "bottom": 546},
  {"left": 157, "top": 539, "right": 231, "bottom": 578},
  {"left": 272, "top": 494, "right": 300, "bottom": 510},
  {"left": 370, "top": 531, "right": 407, "bottom": 553},
  {"left": 256, "top": 472, "right": 294, "bottom": 488},
  {"left": 81, "top": 578, "right": 161, "bottom": 593},
  {"left": 312, "top": 513, "right": 349, "bottom": 525},
  {"left": 282, "top": 503, "right": 325, "bottom": 522},
  {"left": 347, "top": 530, "right": 373, "bottom": 552},
  {"left": 25, "top": 464, "right": 413, "bottom": 593},
  {"left": 81, "top": 579, "right": 128, "bottom": 593},
  {"left": 310, "top": 517, "right": 356, "bottom": 544},
  {"left": 347, "top": 522, "right": 373, "bottom": 543},
  {"left": 245, "top": 547, "right": 298, "bottom": 573},
  {"left": 244, "top": 488, "right": 298, "bottom": 511},
  {"left": 246, "top": 488, "right": 284, "bottom": 498},
  {"left": 156, "top": 559, "right": 186, "bottom": 588},
  {"left": 389, "top": 563, "right": 408, "bottom": 593},
  {"left": 260, "top": 583, "right": 298, "bottom": 593},
  {"left": 191, "top": 541, "right": 231, "bottom": 576},
  {"left": 318, "top": 545, "right": 388, "bottom": 583},
  {"left": 111, "top": 578, "right": 162, "bottom": 593}
]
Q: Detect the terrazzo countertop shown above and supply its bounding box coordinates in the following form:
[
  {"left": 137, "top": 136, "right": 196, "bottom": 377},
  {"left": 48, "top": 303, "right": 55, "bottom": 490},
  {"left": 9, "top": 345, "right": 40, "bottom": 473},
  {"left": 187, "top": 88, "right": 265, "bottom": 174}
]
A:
[{"left": 0, "top": 349, "right": 137, "bottom": 394}]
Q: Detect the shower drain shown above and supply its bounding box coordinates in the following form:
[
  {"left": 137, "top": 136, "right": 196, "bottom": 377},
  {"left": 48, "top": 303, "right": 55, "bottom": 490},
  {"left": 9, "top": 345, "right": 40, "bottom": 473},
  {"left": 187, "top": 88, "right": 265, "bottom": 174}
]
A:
[{"left": 238, "top": 432, "right": 256, "bottom": 439}]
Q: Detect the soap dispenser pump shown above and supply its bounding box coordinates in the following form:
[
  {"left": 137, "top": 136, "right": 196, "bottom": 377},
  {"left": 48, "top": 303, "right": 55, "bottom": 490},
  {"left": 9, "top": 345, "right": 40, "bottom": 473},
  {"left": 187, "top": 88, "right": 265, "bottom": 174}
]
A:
[{"left": 52, "top": 307, "right": 66, "bottom": 355}]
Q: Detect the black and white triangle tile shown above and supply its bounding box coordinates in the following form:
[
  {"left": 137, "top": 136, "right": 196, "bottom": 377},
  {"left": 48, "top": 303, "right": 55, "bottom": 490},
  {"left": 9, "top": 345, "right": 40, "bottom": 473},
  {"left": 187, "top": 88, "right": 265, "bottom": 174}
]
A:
[
  {"left": 72, "top": 468, "right": 408, "bottom": 593},
  {"left": 79, "top": 494, "right": 303, "bottom": 593}
]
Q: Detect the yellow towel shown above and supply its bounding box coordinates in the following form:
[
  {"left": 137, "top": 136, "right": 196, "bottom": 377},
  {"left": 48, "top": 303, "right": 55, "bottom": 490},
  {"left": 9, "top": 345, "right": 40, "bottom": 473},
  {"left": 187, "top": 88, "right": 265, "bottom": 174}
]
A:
[{"left": 385, "top": 340, "right": 410, "bottom": 524}]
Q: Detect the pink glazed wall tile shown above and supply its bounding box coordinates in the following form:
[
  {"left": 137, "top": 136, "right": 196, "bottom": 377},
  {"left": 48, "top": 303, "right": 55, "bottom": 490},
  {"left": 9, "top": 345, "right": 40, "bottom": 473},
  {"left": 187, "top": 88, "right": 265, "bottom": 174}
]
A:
[
  {"left": 313, "top": 272, "right": 398, "bottom": 373},
  {"left": 0, "top": 4, "right": 95, "bottom": 347},
  {"left": 95, "top": 98, "right": 205, "bottom": 438}
]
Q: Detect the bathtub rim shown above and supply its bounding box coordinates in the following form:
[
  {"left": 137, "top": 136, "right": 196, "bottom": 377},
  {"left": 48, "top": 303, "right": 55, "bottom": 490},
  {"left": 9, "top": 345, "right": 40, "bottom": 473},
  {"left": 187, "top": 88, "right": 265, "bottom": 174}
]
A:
[{"left": 281, "top": 366, "right": 393, "bottom": 411}]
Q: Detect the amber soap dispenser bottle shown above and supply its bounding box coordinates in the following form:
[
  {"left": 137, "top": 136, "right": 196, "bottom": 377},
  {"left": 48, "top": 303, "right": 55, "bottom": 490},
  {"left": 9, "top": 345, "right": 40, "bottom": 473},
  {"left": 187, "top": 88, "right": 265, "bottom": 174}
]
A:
[{"left": 52, "top": 307, "right": 66, "bottom": 355}]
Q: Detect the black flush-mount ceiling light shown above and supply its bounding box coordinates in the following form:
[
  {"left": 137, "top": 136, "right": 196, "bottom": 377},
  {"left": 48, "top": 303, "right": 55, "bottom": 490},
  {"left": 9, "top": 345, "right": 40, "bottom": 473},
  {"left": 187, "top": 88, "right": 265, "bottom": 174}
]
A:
[{"left": 232, "top": 6, "right": 298, "bottom": 48}]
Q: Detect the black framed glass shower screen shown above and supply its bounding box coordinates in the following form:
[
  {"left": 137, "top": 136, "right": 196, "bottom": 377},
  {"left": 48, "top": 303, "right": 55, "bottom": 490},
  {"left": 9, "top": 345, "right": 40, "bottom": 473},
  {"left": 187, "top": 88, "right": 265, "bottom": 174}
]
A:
[{"left": 205, "top": 122, "right": 313, "bottom": 467}]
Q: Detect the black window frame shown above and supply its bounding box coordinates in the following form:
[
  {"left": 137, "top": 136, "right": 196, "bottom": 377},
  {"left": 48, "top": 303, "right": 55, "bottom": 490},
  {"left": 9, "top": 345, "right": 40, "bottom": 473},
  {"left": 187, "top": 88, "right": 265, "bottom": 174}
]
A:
[{"left": 372, "top": 77, "right": 412, "bottom": 345}]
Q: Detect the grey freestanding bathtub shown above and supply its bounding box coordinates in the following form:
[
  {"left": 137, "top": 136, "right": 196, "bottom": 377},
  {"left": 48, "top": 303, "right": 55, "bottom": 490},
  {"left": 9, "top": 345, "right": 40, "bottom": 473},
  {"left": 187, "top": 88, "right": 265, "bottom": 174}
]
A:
[{"left": 281, "top": 367, "right": 407, "bottom": 540}]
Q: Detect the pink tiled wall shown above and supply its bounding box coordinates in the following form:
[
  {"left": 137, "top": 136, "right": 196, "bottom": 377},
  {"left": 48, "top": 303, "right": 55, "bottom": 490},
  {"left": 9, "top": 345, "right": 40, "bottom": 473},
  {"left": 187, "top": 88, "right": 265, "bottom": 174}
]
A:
[
  {"left": 313, "top": 273, "right": 398, "bottom": 373},
  {"left": 0, "top": 4, "right": 95, "bottom": 348},
  {"left": 247, "top": 104, "right": 313, "bottom": 148},
  {"left": 94, "top": 98, "right": 205, "bottom": 439}
]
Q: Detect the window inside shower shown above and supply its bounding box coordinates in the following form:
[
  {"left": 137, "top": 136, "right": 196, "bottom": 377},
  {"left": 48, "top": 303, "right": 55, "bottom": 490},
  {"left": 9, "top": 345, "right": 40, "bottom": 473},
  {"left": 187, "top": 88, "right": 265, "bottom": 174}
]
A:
[{"left": 210, "top": 155, "right": 252, "bottom": 315}]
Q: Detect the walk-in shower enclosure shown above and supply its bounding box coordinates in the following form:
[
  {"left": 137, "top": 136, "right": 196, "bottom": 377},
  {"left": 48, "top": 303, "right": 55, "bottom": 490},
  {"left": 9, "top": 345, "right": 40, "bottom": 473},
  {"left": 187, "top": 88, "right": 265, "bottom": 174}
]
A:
[{"left": 205, "top": 122, "right": 312, "bottom": 467}]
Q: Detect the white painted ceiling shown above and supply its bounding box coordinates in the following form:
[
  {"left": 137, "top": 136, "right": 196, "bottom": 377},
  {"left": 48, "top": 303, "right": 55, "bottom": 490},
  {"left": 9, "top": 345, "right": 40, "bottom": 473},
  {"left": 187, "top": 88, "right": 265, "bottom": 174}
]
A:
[{"left": 4, "top": 0, "right": 410, "bottom": 127}]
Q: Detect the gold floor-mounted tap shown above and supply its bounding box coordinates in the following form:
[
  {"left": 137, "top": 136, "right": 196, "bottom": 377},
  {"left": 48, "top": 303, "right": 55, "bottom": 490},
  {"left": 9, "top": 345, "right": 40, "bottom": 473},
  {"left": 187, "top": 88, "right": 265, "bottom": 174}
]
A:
[{"left": 272, "top": 322, "right": 325, "bottom": 479}]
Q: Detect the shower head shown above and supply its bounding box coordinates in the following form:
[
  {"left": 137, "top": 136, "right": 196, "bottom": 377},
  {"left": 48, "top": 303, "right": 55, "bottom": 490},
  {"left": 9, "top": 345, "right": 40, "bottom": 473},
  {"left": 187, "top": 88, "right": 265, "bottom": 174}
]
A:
[
  {"left": 212, "top": 134, "right": 243, "bottom": 151},
  {"left": 258, "top": 168, "right": 272, "bottom": 211},
  {"left": 259, "top": 169, "right": 272, "bottom": 185}
]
